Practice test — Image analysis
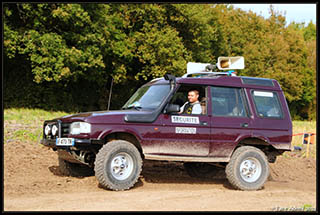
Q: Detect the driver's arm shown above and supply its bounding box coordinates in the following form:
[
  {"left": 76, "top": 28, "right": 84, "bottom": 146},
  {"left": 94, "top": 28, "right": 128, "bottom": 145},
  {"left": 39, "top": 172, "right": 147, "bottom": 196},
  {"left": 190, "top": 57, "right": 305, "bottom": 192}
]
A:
[{"left": 179, "top": 102, "right": 188, "bottom": 114}]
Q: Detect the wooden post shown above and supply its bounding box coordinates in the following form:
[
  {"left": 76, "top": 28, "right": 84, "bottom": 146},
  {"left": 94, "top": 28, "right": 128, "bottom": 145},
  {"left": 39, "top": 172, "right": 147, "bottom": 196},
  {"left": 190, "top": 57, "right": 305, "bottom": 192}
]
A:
[
  {"left": 302, "top": 128, "right": 305, "bottom": 145},
  {"left": 302, "top": 128, "right": 306, "bottom": 157},
  {"left": 306, "top": 133, "right": 311, "bottom": 158}
]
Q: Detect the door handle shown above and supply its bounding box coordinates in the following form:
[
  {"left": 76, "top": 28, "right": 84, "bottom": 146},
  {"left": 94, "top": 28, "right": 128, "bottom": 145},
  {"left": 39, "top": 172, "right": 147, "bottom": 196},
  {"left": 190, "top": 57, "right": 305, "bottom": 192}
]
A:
[
  {"left": 200, "top": 121, "right": 208, "bottom": 126},
  {"left": 241, "top": 123, "right": 249, "bottom": 128}
]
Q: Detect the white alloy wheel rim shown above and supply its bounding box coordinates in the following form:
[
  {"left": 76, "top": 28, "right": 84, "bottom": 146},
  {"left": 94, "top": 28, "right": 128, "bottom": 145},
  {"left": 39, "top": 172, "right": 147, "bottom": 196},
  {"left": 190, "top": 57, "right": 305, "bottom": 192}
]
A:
[
  {"left": 110, "top": 152, "right": 134, "bottom": 181},
  {"left": 239, "top": 157, "right": 262, "bottom": 183}
]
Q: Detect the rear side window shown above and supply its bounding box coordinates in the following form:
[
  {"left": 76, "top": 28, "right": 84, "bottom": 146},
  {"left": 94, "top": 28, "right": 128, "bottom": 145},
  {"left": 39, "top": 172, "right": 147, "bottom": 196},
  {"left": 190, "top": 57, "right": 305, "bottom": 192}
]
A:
[
  {"left": 251, "top": 90, "right": 283, "bottom": 118},
  {"left": 241, "top": 77, "right": 274, "bottom": 87},
  {"left": 211, "top": 86, "right": 247, "bottom": 117}
]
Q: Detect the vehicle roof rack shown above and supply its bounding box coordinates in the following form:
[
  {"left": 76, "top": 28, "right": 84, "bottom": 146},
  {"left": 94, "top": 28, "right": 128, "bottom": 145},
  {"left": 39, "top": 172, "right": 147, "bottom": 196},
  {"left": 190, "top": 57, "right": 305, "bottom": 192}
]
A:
[
  {"left": 182, "top": 71, "right": 236, "bottom": 78},
  {"left": 153, "top": 56, "right": 244, "bottom": 81},
  {"left": 183, "top": 57, "right": 244, "bottom": 78},
  {"left": 151, "top": 71, "right": 236, "bottom": 82}
]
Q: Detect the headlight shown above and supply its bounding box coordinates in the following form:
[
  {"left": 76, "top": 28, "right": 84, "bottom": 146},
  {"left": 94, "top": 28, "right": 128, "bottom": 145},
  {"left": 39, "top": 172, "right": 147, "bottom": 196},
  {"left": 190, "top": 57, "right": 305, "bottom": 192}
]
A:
[
  {"left": 44, "top": 125, "right": 51, "bottom": 135},
  {"left": 70, "top": 122, "right": 91, "bottom": 135},
  {"left": 52, "top": 125, "right": 58, "bottom": 136}
]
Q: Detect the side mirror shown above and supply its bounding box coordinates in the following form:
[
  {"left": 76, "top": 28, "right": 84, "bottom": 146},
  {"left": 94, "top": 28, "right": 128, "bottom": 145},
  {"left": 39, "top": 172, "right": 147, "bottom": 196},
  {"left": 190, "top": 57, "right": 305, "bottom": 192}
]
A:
[{"left": 165, "top": 104, "right": 180, "bottom": 114}]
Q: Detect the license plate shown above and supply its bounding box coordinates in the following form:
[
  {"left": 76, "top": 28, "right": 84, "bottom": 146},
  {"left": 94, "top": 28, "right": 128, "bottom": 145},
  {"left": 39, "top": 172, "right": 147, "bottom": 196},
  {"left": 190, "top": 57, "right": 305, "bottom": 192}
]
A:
[{"left": 56, "top": 138, "right": 74, "bottom": 146}]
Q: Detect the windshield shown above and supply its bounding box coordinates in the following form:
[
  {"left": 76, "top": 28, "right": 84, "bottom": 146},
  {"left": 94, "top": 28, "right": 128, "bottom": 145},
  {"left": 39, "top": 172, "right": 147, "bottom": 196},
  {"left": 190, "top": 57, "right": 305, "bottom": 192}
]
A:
[{"left": 122, "top": 84, "right": 171, "bottom": 110}]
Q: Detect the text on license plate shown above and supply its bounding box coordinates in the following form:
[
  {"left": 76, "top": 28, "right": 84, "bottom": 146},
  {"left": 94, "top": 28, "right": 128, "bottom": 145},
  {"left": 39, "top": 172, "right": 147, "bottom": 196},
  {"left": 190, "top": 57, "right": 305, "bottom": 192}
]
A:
[{"left": 56, "top": 138, "right": 74, "bottom": 146}]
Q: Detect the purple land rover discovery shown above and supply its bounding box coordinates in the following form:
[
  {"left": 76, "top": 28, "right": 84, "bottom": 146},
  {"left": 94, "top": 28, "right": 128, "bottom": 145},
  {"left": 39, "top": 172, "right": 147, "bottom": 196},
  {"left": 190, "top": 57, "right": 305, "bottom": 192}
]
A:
[{"left": 41, "top": 57, "right": 292, "bottom": 191}]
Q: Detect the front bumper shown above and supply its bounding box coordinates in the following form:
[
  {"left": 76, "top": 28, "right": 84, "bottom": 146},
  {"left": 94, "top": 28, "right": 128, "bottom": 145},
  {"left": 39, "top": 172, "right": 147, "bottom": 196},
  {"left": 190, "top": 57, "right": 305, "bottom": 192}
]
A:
[{"left": 40, "top": 138, "right": 103, "bottom": 148}]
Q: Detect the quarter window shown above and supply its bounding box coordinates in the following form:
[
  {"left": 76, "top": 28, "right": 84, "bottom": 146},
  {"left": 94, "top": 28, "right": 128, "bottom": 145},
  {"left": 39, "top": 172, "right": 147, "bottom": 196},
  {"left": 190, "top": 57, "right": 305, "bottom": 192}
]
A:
[
  {"left": 252, "top": 91, "right": 283, "bottom": 118},
  {"left": 211, "top": 86, "right": 247, "bottom": 117}
]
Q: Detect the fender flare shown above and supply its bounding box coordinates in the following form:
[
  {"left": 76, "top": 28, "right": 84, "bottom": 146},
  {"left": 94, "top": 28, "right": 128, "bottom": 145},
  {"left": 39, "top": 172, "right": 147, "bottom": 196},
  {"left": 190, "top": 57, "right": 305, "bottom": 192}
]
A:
[
  {"left": 236, "top": 134, "right": 270, "bottom": 145},
  {"left": 98, "top": 128, "right": 142, "bottom": 144},
  {"left": 231, "top": 134, "right": 271, "bottom": 156}
]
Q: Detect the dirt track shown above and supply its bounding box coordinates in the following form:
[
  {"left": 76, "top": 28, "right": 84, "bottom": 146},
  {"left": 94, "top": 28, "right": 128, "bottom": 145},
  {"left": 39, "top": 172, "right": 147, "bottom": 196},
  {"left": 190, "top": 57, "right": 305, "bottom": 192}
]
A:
[{"left": 4, "top": 140, "right": 316, "bottom": 211}]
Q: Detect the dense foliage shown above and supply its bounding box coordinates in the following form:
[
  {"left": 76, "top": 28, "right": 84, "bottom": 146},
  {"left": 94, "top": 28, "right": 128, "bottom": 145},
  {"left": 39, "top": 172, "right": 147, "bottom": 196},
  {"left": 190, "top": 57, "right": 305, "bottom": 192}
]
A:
[{"left": 3, "top": 3, "right": 316, "bottom": 119}]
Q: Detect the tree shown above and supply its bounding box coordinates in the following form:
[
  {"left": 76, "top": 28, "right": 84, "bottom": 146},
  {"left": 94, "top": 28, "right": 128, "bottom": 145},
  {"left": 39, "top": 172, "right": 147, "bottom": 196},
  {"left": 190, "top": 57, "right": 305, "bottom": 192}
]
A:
[
  {"left": 212, "top": 4, "right": 315, "bottom": 119},
  {"left": 3, "top": 3, "right": 316, "bottom": 119}
]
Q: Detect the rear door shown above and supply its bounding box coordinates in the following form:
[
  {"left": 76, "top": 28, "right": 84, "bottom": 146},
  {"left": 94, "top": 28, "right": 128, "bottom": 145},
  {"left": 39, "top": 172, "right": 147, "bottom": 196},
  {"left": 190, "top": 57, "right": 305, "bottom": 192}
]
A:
[
  {"left": 209, "top": 86, "right": 252, "bottom": 158},
  {"left": 246, "top": 89, "right": 292, "bottom": 150}
]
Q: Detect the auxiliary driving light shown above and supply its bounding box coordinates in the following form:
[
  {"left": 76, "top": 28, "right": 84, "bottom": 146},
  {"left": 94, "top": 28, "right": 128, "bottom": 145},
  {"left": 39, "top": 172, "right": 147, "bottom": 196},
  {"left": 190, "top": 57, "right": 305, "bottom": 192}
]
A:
[
  {"left": 44, "top": 125, "right": 51, "bottom": 136},
  {"left": 52, "top": 125, "right": 58, "bottom": 136}
]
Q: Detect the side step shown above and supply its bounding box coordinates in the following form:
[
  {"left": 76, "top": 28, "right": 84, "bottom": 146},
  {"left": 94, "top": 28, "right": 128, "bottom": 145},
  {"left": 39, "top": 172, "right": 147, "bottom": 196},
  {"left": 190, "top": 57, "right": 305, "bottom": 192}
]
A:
[{"left": 144, "top": 154, "right": 230, "bottom": 162}]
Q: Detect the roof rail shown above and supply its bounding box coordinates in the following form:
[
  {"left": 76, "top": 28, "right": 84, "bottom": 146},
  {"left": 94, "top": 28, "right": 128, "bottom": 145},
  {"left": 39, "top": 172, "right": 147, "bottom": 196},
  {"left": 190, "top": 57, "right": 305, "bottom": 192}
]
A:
[
  {"left": 151, "top": 71, "right": 236, "bottom": 82},
  {"left": 183, "top": 60, "right": 241, "bottom": 79},
  {"left": 182, "top": 71, "right": 236, "bottom": 78}
]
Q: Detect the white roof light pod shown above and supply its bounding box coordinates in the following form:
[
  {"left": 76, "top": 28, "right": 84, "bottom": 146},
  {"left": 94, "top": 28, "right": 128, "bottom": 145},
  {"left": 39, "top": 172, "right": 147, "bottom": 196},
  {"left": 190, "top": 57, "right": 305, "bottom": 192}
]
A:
[{"left": 217, "top": 56, "right": 245, "bottom": 70}]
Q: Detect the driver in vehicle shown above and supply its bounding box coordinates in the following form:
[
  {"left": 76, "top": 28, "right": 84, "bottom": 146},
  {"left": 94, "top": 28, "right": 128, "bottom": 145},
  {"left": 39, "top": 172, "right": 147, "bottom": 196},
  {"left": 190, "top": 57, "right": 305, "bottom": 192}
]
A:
[{"left": 179, "top": 89, "right": 202, "bottom": 114}]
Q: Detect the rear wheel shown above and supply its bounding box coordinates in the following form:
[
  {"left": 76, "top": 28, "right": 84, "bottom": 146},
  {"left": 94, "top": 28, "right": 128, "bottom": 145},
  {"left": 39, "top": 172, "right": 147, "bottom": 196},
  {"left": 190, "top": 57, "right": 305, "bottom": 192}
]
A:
[
  {"left": 94, "top": 140, "right": 142, "bottom": 191},
  {"left": 226, "top": 146, "right": 269, "bottom": 191}
]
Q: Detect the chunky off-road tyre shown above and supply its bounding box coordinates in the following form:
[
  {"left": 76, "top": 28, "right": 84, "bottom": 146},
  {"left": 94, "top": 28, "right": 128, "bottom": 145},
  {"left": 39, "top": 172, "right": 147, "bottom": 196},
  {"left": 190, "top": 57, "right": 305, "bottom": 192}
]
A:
[
  {"left": 58, "top": 158, "right": 94, "bottom": 177},
  {"left": 94, "top": 140, "right": 143, "bottom": 191},
  {"left": 184, "top": 162, "right": 225, "bottom": 179},
  {"left": 226, "top": 146, "right": 269, "bottom": 191}
]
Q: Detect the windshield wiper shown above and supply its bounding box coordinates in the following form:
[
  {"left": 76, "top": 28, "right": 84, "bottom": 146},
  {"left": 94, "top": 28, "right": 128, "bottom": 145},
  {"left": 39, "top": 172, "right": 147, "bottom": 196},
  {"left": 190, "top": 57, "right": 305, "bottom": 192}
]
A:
[{"left": 123, "top": 106, "right": 142, "bottom": 111}]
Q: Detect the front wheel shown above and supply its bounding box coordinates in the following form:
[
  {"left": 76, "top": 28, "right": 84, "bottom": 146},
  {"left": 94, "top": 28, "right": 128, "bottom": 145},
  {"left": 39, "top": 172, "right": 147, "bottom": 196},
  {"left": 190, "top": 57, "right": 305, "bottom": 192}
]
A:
[
  {"left": 226, "top": 146, "right": 269, "bottom": 191},
  {"left": 94, "top": 140, "right": 142, "bottom": 191}
]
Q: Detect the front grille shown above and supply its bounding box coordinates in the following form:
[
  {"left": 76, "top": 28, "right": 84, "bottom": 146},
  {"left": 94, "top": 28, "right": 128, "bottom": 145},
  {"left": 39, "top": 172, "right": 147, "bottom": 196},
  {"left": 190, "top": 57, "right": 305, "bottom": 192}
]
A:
[
  {"left": 61, "top": 122, "right": 71, "bottom": 137},
  {"left": 43, "top": 120, "right": 70, "bottom": 139}
]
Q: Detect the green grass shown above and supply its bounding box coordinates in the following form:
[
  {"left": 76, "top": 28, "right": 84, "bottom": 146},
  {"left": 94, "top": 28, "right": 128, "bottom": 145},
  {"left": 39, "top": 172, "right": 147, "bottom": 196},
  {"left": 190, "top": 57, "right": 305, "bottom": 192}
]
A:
[
  {"left": 289, "top": 120, "right": 317, "bottom": 159},
  {"left": 4, "top": 108, "right": 73, "bottom": 144},
  {"left": 292, "top": 121, "right": 316, "bottom": 134},
  {"left": 302, "top": 204, "right": 314, "bottom": 211},
  {"left": 292, "top": 121, "right": 316, "bottom": 146},
  {"left": 4, "top": 108, "right": 71, "bottom": 124}
]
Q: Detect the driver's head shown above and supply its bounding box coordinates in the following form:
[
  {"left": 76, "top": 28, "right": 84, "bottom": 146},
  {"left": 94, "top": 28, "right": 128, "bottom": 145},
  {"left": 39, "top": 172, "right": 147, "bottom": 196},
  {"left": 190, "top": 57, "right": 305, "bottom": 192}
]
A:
[{"left": 188, "top": 90, "right": 199, "bottom": 103}]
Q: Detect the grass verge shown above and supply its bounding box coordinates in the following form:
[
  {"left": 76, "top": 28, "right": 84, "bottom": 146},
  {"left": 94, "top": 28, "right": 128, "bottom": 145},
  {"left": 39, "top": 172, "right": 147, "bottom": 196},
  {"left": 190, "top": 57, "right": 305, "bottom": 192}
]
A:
[{"left": 4, "top": 108, "right": 73, "bottom": 144}]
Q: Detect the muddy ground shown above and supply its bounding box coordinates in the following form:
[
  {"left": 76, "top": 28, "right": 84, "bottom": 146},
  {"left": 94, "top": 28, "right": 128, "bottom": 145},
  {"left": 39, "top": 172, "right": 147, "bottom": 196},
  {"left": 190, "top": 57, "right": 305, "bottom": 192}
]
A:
[{"left": 3, "top": 139, "right": 316, "bottom": 211}]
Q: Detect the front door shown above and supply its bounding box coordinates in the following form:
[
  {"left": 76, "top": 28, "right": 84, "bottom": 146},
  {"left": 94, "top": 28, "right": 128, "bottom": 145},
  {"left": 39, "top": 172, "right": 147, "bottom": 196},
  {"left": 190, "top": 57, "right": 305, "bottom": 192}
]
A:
[{"left": 158, "top": 85, "right": 211, "bottom": 156}]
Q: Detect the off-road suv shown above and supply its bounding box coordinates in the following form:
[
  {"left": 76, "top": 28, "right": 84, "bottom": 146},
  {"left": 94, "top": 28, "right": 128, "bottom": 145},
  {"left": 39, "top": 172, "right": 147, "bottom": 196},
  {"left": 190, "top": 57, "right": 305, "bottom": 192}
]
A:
[{"left": 41, "top": 57, "right": 292, "bottom": 191}]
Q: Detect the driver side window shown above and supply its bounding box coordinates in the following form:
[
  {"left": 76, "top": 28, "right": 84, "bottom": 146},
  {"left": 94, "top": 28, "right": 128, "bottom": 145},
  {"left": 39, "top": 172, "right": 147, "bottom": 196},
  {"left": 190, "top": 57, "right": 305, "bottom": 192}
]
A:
[{"left": 169, "top": 85, "right": 207, "bottom": 115}]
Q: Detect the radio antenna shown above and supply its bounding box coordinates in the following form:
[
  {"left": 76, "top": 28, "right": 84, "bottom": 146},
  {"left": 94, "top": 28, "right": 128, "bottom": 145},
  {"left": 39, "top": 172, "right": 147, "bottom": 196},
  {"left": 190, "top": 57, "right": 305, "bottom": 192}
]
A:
[{"left": 107, "top": 77, "right": 114, "bottom": 111}]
